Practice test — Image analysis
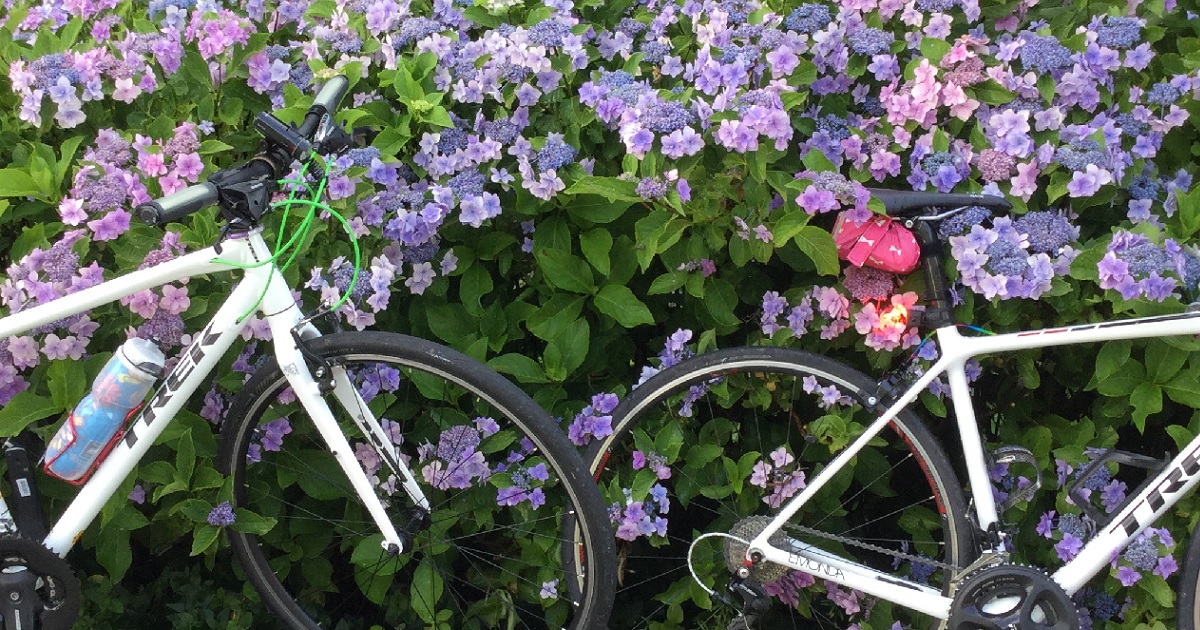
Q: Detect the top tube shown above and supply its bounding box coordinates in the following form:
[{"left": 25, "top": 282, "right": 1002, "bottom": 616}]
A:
[{"left": 0, "top": 235, "right": 268, "bottom": 341}]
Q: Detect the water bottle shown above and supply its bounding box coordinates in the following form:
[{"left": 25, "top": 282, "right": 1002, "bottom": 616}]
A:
[{"left": 45, "top": 338, "right": 165, "bottom": 482}]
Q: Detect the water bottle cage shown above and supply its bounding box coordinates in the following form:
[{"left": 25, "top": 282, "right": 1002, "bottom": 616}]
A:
[{"left": 42, "top": 405, "right": 143, "bottom": 486}]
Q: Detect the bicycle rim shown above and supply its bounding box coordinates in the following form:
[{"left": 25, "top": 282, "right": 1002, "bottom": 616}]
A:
[
  {"left": 219, "top": 331, "right": 614, "bottom": 630},
  {"left": 585, "top": 346, "right": 973, "bottom": 630}
]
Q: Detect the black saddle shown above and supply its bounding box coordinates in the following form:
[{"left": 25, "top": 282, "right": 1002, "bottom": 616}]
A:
[{"left": 868, "top": 188, "right": 1012, "bottom": 216}]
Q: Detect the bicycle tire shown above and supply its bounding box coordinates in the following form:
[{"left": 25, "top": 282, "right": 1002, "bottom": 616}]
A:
[
  {"left": 582, "top": 345, "right": 974, "bottom": 629},
  {"left": 1179, "top": 520, "right": 1200, "bottom": 630},
  {"left": 217, "top": 331, "right": 616, "bottom": 630}
]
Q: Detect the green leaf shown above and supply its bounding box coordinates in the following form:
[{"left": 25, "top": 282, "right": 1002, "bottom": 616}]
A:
[
  {"left": 535, "top": 247, "right": 595, "bottom": 294},
  {"left": 199, "top": 139, "right": 234, "bottom": 155},
  {"left": 425, "top": 303, "right": 478, "bottom": 346},
  {"left": 391, "top": 65, "right": 423, "bottom": 104},
  {"left": 459, "top": 264, "right": 493, "bottom": 317},
  {"left": 565, "top": 196, "right": 633, "bottom": 224},
  {"left": 969, "top": 80, "right": 1016, "bottom": 105},
  {"left": 421, "top": 105, "right": 453, "bottom": 128},
  {"left": 801, "top": 151, "right": 836, "bottom": 172},
  {"left": 411, "top": 558, "right": 445, "bottom": 623},
  {"left": 1137, "top": 575, "right": 1175, "bottom": 608},
  {"left": 175, "top": 430, "right": 196, "bottom": 486},
  {"left": 547, "top": 319, "right": 590, "bottom": 378},
  {"left": 580, "top": 229, "right": 613, "bottom": 275},
  {"left": 1094, "top": 341, "right": 1131, "bottom": 383},
  {"left": 790, "top": 225, "right": 840, "bottom": 275},
  {"left": 97, "top": 533, "right": 132, "bottom": 581},
  {"left": 488, "top": 354, "right": 549, "bottom": 383},
  {"left": 231, "top": 508, "right": 277, "bottom": 535},
  {"left": 771, "top": 209, "right": 811, "bottom": 246},
  {"left": 527, "top": 295, "right": 586, "bottom": 341},
  {"left": 190, "top": 525, "right": 222, "bottom": 556},
  {"left": 0, "top": 169, "right": 41, "bottom": 198},
  {"left": 1131, "top": 383, "right": 1162, "bottom": 432},
  {"left": 1179, "top": 186, "right": 1200, "bottom": 238},
  {"left": 703, "top": 279, "right": 741, "bottom": 327},
  {"left": 593, "top": 285, "right": 655, "bottom": 327},
  {"left": 919, "top": 38, "right": 951, "bottom": 64},
  {"left": 171, "top": 498, "right": 214, "bottom": 523},
  {"left": 141, "top": 461, "right": 176, "bottom": 485},
  {"left": 0, "top": 392, "right": 61, "bottom": 436},
  {"left": 1146, "top": 339, "right": 1187, "bottom": 384},
  {"left": 47, "top": 359, "right": 87, "bottom": 412},
  {"left": 565, "top": 176, "right": 642, "bottom": 202},
  {"left": 1164, "top": 367, "right": 1200, "bottom": 407},
  {"left": 648, "top": 271, "right": 688, "bottom": 295}
]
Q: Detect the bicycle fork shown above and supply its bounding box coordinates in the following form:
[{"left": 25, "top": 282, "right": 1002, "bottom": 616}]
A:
[{"left": 279, "top": 340, "right": 431, "bottom": 556}]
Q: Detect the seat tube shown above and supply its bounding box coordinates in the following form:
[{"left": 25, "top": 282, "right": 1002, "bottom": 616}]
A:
[{"left": 913, "top": 220, "right": 955, "bottom": 329}]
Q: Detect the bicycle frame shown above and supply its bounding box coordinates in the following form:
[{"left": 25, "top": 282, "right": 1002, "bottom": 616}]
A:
[
  {"left": 0, "top": 231, "right": 412, "bottom": 558},
  {"left": 747, "top": 309, "right": 1200, "bottom": 619}
]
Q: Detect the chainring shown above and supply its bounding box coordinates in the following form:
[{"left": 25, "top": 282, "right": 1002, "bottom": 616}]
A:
[
  {"left": 0, "top": 536, "right": 80, "bottom": 630},
  {"left": 948, "top": 564, "right": 1077, "bottom": 630}
]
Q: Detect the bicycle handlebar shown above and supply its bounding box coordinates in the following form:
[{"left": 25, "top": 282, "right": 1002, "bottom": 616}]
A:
[
  {"left": 135, "top": 76, "right": 350, "bottom": 227},
  {"left": 135, "top": 182, "right": 220, "bottom": 226}
]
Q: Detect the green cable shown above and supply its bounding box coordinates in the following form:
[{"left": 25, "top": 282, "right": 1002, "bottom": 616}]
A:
[{"left": 210, "top": 155, "right": 362, "bottom": 320}]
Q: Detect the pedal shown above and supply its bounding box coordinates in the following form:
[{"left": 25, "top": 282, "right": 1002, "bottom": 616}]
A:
[
  {"left": 990, "top": 446, "right": 1041, "bottom": 514},
  {"left": 1067, "top": 449, "right": 1168, "bottom": 526}
]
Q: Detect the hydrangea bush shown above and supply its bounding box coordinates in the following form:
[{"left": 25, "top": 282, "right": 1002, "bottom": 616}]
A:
[{"left": 1, "top": 0, "right": 1199, "bottom": 626}]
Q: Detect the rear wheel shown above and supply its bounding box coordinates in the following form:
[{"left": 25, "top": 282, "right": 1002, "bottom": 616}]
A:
[
  {"left": 218, "top": 331, "right": 616, "bottom": 630},
  {"left": 584, "top": 346, "right": 974, "bottom": 629}
]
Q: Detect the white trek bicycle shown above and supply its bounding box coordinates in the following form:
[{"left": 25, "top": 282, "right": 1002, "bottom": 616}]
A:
[
  {"left": 583, "top": 189, "right": 1200, "bottom": 629},
  {"left": 0, "top": 76, "right": 615, "bottom": 630}
]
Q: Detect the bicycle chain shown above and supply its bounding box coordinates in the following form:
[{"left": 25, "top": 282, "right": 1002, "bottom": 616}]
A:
[{"left": 776, "top": 522, "right": 962, "bottom": 574}]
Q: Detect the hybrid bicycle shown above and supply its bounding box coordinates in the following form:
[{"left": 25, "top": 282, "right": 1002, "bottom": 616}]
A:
[
  {"left": 584, "top": 188, "right": 1200, "bottom": 629},
  {"left": 0, "top": 76, "right": 616, "bottom": 630}
]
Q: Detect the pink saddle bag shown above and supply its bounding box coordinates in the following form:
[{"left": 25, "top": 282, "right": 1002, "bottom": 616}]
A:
[{"left": 832, "top": 213, "right": 920, "bottom": 274}]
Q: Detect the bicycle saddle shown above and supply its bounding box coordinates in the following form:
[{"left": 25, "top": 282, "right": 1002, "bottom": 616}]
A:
[{"left": 867, "top": 188, "right": 1012, "bottom": 216}]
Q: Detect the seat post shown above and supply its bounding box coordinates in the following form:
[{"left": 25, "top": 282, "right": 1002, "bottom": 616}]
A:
[{"left": 910, "top": 219, "right": 955, "bottom": 329}]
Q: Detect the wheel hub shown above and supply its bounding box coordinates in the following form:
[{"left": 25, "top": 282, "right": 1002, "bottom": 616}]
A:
[{"left": 949, "top": 564, "right": 1077, "bottom": 630}]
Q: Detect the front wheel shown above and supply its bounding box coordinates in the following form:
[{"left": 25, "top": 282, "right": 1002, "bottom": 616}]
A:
[
  {"left": 584, "top": 346, "right": 975, "bottom": 629},
  {"left": 218, "top": 331, "right": 616, "bottom": 630}
]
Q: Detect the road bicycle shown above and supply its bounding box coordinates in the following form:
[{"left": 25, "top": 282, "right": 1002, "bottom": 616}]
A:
[
  {"left": 582, "top": 188, "right": 1200, "bottom": 629},
  {"left": 0, "top": 76, "right": 616, "bottom": 630}
]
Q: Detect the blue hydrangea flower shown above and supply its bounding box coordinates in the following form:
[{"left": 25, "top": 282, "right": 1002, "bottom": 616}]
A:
[
  {"left": 847, "top": 28, "right": 894, "bottom": 56},
  {"left": 1014, "top": 211, "right": 1076, "bottom": 254},
  {"left": 207, "top": 501, "right": 237, "bottom": 527},
  {"left": 1095, "top": 16, "right": 1142, "bottom": 49},
  {"left": 785, "top": 4, "right": 831, "bottom": 34},
  {"left": 536, "top": 136, "right": 578, "bottom": 171},
  {"left": 1019, "top": 35, "right": 1073, "bottom": 73}
]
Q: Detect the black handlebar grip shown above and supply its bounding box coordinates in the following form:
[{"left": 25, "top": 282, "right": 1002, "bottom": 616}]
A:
[
  {"left": 135, "top": 182, "right": 219, "bottom": 226},
  {"left": 298, "top": 76, "right": 351, "bottom": 139}
]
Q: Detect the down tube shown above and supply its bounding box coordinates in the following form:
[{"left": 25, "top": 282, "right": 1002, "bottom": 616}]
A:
[
  {"left": 1053, "top": 435, "right": 1200, "bottom": 595},
  {"left": 42, "top": 280, "right": 261, "bottom": 556}
]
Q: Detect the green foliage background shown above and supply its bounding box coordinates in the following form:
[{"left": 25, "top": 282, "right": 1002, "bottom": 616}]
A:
[{"left": 0, "top": 0, "right": 1198, "bottom": 627}]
